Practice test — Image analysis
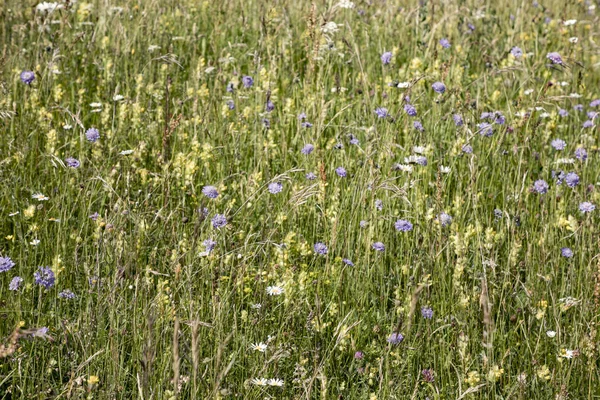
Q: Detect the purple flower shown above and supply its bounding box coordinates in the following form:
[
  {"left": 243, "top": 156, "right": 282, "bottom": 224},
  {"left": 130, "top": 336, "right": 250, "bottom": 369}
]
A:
[
  {"left": 0, "top": 256, "right": 16, "bottom": 273},
  {"left": 9, "top": 276, "right": 23, "bottom": 291},
  {"left": 89, "top": 212, "right": 100, "bottom": 221},
  {"left": 533, "top": 179, "right": 549, "bottom": 194},
  {"left": 573, "top": 104, "right": 584, "bottom": 112},
  {"left": 558, "top": 109, "right": 569, "bottom": 117},
  {"left": 298, "top": 112, "right": 307, "bottom": 121},
  {"left": 510, "top": 46, "right": 523, "bottom": 58},
  {"left": 477, "top": 122, "right": 493, "bottom": 136},
  {"left": 494, "top": 112, "right": 505, "bottom": 125},
  {"left": 546, "top": 52, "right": 563, "bottom": 65},
  {"left": 375, "top": 107, "right": 389, "bottom": 118},
  {"left": 262, "top": 118, "right": 270, "bottom": 129},
  {"left": 85, "top": 128, "right": 100, "bottom": 143},
  {"left": 565, "top": 172, "right": 579, "bottom": 188},
  {"left": 587, "top": 111, "right": 598, "bottom": 120},
  {"left": 359, "top": 220, "right": 368, "bottom": 228},
  {"left": 65, "top": 157, "right": 80, "bottom": 168},
  {"left": 561, "top": 247, "right": 573, "bottom": 258},
  {"left": 404, "top": 104, "right": 417, "bottom": 117},
  {"left": 579, "top": 202, "right": 595, "bottom": 213},
  {"left": 432, "top": 81, "right": 446, "bottom": 94},
  {"left": 34, "top": 266, "right": 55, "bottom": 289},
  {"left": 301, "top": 144, "right": 315, "bottom": 155},
  {"left": 335, "top": 167, "right": 347, "bottom": 177},
  {"left": 387, "top": 332, "right": 404, "bottom": 344},
  {"left": 314, "top": 242, "right": 328, "bottom": 255},
  {"left": 242, "top": 75, "right": 254, "bottom": 88},
  {"left": 551, "top": 139, "right": 566, "bottom": 150},
  {"left": 227, "top": 100, "right": 235, "bottom": 110},
  {"left": 413, "top": 120, "right": 424, "bottom": 132},
  {"left": 415, "top": 155, "right": 428, "bottom": 166},
  {"left": 372, "top": 242, "right": 385, "bottom": 252},
  {"left": 342, "top": 258, "right": 354, "bottom": 267},
  {"left": 395, "top": 219, "right": 413, "bottom": 232},
  {"left": 354, "top": 351, "right": 364, "bottom": 359},
  {"left": 462, "top": 144, "right": 473, "bottom": 154},
  {"left": 301, "top": 121, "right": 313, "bottom": 128},
  {"left": 494, "top": 209, "right": 503, "bottom": 219},
  {"left": 306, "top": 172, "right": 317, "bottom": 180},
  {"left": 590, "top": 99, "right": 600, "bottom": 107},
  {"left": 439, "top": 38, "right": 451, "bottom": 49},
  {"left": 20, "top": 70, "right": 35, "bottom": 85},
  {"left": 453, "top": 114, "right": 464, "bottom": 127},
  {"left": 266, "top": 100, "right": 275, "bottom": 112},
  {"left": 438, "top": 213, "right": 453, "bottom": 227},
  {"left": 381, "top": 51, "right": 393, "bottom": 65},
  {"left": 202, "top": 185, "right": 219, "bottom": 199},
  {"left": 422, "top": 369, "right": 435, "bottom": 383},
  {"left": 203, "top": 238, "right": 217, "bottom": 253},
  {"left": 58, "top": 289, "right": 76, "bottom": 299},
  {"left": 268, "top": 182, "right": 283, "bottom": 194},
  {"left": 583, "top": 120, "right": 594, "bottom": 128},
  {"left": 226, "top": 82, "right": 235, "bottom": 93},
  {"left": 375, "top": 199, "right": 383, "bottom": 211},
  {"left": 211, "top": 214, "right": 228, "bottom": 229}
]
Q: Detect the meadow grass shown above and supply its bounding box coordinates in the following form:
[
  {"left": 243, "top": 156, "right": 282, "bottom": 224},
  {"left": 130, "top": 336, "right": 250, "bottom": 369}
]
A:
[{"left": 1, "top": 0, "right": 600, "bottom": 398}]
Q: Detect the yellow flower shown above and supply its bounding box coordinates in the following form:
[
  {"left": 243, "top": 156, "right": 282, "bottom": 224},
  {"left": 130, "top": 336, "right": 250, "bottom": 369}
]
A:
[{"left": 87, "top": 375, "right": 99, "bottom": 385}]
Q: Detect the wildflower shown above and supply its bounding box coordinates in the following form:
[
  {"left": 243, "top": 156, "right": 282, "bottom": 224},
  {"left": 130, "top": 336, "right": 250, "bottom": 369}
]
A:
[
  {"left": 0, "top": 256, "right": 16, "bottom": 273},
  {"left": 301, "top": 144, "right": 315, "bottom": 155},
  {"left": 211, "top": 214, "right": 228, "bottom": 229},
  {"left": 342, "top": 258, "right": 354, "bottom": 266},
  {"left": 421, "top": 306, "right": 433, "bottom": 319},
  {"left": 251, "top": 378, "right": 268, "bottom": 386},
  {"left": 440, "top": 166, "right": 451, "bottom": 173},
  {"left": 242, "top": 75, "right": 254, "bottom": 88},
  {"left": 439, "top": 38, "right": 451, "bottom": 48},
  {"left": 65, "top": 157, "right": 80, "bottom": 168},
  {"left": 387, "top": 332, "right": 404, "bottom": 344},
  {"left": 374, "top": 107, "right": 389, "bottom": 118},
  {"left": 395, "top": 219, "right": 413, "bottom": 232},
  {"left": 374, "top": 199, "right": 383, "bottom": 211},
  {"left": 266, "top": 100, "right": 275, "bottom": 112},
  {"left": 583, "top": 120, "right": 594, "bottom": 128},
  {"left": 561, "top": 247, "right": 573, "bottom": 258},
  {"left": 558, "top": 109, "right": 569, "bottom": 117},
  {"left": 573, "top": 104, "right": 584, "bottom": 112},
  {"left": 546, "top": 330, "right": 557, "bottom": 338},
  {"left": 305, "top": 172, "right": 317, "bottom": 180},
  {"left": 533, "top": 179, "right": 549, "bottom": 194},
  {"left": 359, "top": 220, "right": 368, "bottom": 228},
  {"left": 564, "top": 172, "right": 579, "bottom": 188},
  {"left": 226, "top": 82, "right": 235, "bottom": 92},
  {"left": 36, "top": 2, "right": 63, "bottom": 13},
  {"left": 413, "top": 120, "right": 424, "bottom": 132},
  {"left": 30, "top": 239, "right": 40, "bottom": 246},
  {"left": 113, "top": 94, "right": 124, "bottom": 101},
  {"left": 404, "top": 104, "right": 417, "bottom": 117},
  {"left": 266, "top": 286, "right": 284, "bottom": 296},
  {"left": 335, "top": 167, "right": 347, "bottom": 177},
  {"left": 559, "top": 349, "right": 578, "bottom": 359},
  {"left": 202, "top": 185, "right": 220, "bottom": 200},
  {"left": 477, "top": 122, "right": 493, "bottom": 136},
  {"left": 321, "top": 21, "right": 339, "bottom": 34},
  {"left": 314, "top": 242, "right": 328, "bottom": 255},
  {"left": 354, "top": 351, "right": 364, "bottom": 359},
  {"left": 89, "top": 212, "right": 100, "bottom": 221},
  {"left": 397, "top": 81, "right": 410, "bottom": 88},
  {"left": 119, "top": 150, "right": 134, "bottom": 155},
  {"left": 546, "top": 52, "right": 563, "bottom": 65},
  {"left": 462, "top": 144, "right": 473, "bottom": 154},
  {"left": 551, "top": 139, "right": 567, "bottom": 150},
  {"left": 422, "top": 369, "right": 435, "bottom": 383},
  {"left": 226, "top": 100, "right": 235, "bottom": 110},
  {"left": 32, "top": 193, "right": 49, "bottom": 201},
  {"left": 372, "top": 242, "right": 385, "bottom": 252},
  {"left": 34, "top": 266, "right": 55, "bottom": 289},
  {"left": 381, "top": 51, "right": 392, "bottom": 65},
  {"left": 301, "top": 121, "right": 313, "bottom": 128},
  {"left": 510, "top": 46, "right": 523, "bottom": 58},
  {"left": 494, "top": 209, "right": 503, "bottom": 219},
  {"left": 432, "top": 81, "right": 446, "bottom": 94},
  {"left": 85, "top": 128, "right": 100, "bottom": 143},
  {"left": 579, "top": 202, "right": 595, "bottom": 213},
  {"left": 202, "top": 238, "right": 217, "bottom": 253},
  {"left": 20, "top": 71, "right": 35, "bottom": 85},
  {"left": 9, "top": 276, "right": 23, "bottom": 291},
  {"left": 250, "top": 342, "right": 268, "bottom": 352},
  {"left": 268, "top": 182, "right": 283, "bottom": 194},
  {"left": 58, "top": 289, "right": 76, "bottom": 299},
  {"left": 267, "top": 379, "right": 284, "bottom": 387},
  {"left": 453, "top": 114, "right": 464, "bottom": 126},
  {"left": 263, "top": 118, "right": 270, "bottom": 129},
  {"left": 337, "top": 0, "right": 355, "bottom": 8},
  {"left": 438, "top": 212, "right": 453, "bottom": 227}
]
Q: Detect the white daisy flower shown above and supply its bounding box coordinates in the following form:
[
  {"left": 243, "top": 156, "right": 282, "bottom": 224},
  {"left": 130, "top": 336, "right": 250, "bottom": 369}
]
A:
[
  {"left": 267, "top": 378, "right": 284, "bottom": 387},
  {"left": 113, "top": 94, "right": 125, "bottom": 101},
  {"left": 546, "top": 330, "right": 556, "bottom": 338},
  {"left": 119, "top": 150, "right": 134, "bottom": 155},
  {"left": 251, "top": 378, "right": 268, "bottom": 386},
  {"left": 30, "top": 239, "right": 41, "bottom": 246},
  {"left": 32, "top": 193, "right": 49, "bottom": 201},
  {"left": 564, "top": 19, "right": 577, "bottom": 26},
  {"left": 250, "top": 342, "right": 268, "bottom": 352},
  {"left": 397, "top": 81, "right": 411, "bottom": 88},
  {"left": 266, "top": 286, "right": 284, "bottom": 296},
  {"left": 440, "top": 166, "right": 451, "bottom": 174}
]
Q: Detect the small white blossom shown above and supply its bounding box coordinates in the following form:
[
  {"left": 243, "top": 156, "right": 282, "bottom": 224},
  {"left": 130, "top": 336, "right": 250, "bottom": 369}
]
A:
[
  {"left": 266, "top": 286, "right": 284, "bottom": 296},
  {"left": 336, "top": 0, "right": 355, "bottom": 8},
  {"left": 250, "top": 342, "right": 268, "bottom": 352},
  {"left": 397, "top": 81, "right": 411, "bottom": 88},
  {"left": 546, "top": 330, "right": 556, "bottom": 338},
  {"left": 321, "top": 21, "right": 339, "bottom": 34},
  {"left": 32, "top": 193, "right": 49, "bottom": 201},
  {"left": 564, "top": 19, "right": 577, "bottom": 26}
]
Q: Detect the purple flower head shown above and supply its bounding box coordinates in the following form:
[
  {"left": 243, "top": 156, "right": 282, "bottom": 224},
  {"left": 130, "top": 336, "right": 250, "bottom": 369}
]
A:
[
  {"left": 227, "top": 100, "right": 235, "bottom": 110},
  {"left": 89, "top": 212, "right": 100, "bottom": 221},
  {"left": 65, "top": 157, "right": 80, "bottom": 168},
  {"left": 9, "top": 276, "right": 23, "bottom": 291},
  {"left": 546, "top": 52, "right": 563, "bottom": 65},
  {"left": 20, "top": 70, "right": 35, "bottom": 85},
  {"left": 335, "top": 167, "right": 347, "bottom": 177},
  {"left": 242, "top": 75, "right": 254, "bottom": 88},
  {"left": 439, "top": 38, "right": 451, "bottom": 49},
  {"left": 314, "top": 242, "right": 328, "bottom": 256},
  {"left": 587, "top": 111, "right": 598, "bottom": 120},
  {"left": 354, "top": 351, "right": 364, "bottom": 359},
  {"left": 467, "top": 23, "right": 475, "bottom": 32},
  {"left": 453, "top": 114, "right": 464, "bottom": 127},
  {"left": 211, "top": 214, "right": 228, "bottom": 229},
  {"left": 306, "top": 172, "right": 317, "bottom": 180},
  {"left": 349, "top": 134, "right": 360, "bottom": 145},
  {"left": 432, "top": 81, "right": 446, "bottom": 94},
  {"left": 494, "top": 112, "right": 505, "bottom": 125},
  {"left": 226, "top": 82, "right": 235, "bottom": 93},
  {"left": 561, "top": 247, "right": 573, "bottom": 258},
  {"left": 359, "top": 220, "right": 368, "bottom": 228},
  {"left": 302, "top": 121, "right": 313, "bottom": 128},
  {"left": 0, "top": 256, "right": 16, "bottom": 273},
  {"left": 462, "top": 144, "right": 473, "bottom": 154},
  {"left": 404, "top": 104, "right": 417, "bottom": 117},
  {"left": 558, "top": 109, "right": 569, "bottom": 117},
  {"left": 58, "top": 289, "right": 76, "bottom": 299},
  {"left": 590, "top": 99, "right": 600, "bottom": 107},
  {"left": 477, "top": 122, "right": 493, "bottom": 137},
  {"left": 387, "top": 332, "right": 404, "bottom": 345},
  {"left": 202, "top": 185, "right": 219, "bottom": 199},
  {"left": 494, "top": 209, "right": 503, "bottom": 219},
  {"left": 511, "top": 46, "right": 523, "bottom": 58},
  {"left": 533, "top": 179, "right": 549, "bottom": 194},
  {"left": 438, "top": 212, "right": 453, "bottom": 227},
  {"left": 551, "top": 139, "right": 566, "bottom": 150},
  {"left": 583, "top": 120, "right": 594, "bottom": 128},
  {"left": 374, "top": 107, "right": 389, "bottom": 118},
  {"left": 203, "top": 238, "right": 217, "bottom": 253},
  {"left": 342, "top": 258, "right": 354, "bottom": 267},
  {"left": 298, "top": 112, "right": 307, "bottom": 121},
  {"left": 573, "top": 104, "right": 584, "bottom": 112},
  {"left": 262, "top": 118, "right": 270, "bottom": 129},
  {"left": 415, "top": 155, "right": 428, "bottom": 166},
  {"left": 334, "top": 142, "right": 344, "bottom": 150},
  {"left": 301, "top": 144, "right": 315, "bottom": 155},
  {"left": 372, "top": 242, "right": 385, "bottom": 252},
  {"left": 381, "top": 51, "right": 393, "bottom": 65},
  {"left": 266, "top": 100, "right": 275, "bottom": 112},
  {"left": 565, "top": 172, "right": 579, "bottom": 188},
  {"left": 85, "top": 128, "right": 100, "bottom": 143},
  {"left": 480, "top": 112, "right": 493, "bottom": 120},
  {"left": 375, "top": 199, "right": 383, "bottom": 211},
  {"left": 421, "top": 306, "right": 434, "bottom": 319},
  {"left": 268, "top": 182, "right": 283, "bottom": 194},
  {"left": 395, "top": 219, "right": 413, "bottom": 232},
  {"left": 34, "top": 266, "right": 55, "bottom": 289},
  {"left": 579, "top": 202, "right": 595, "bottom": 213},
  {"left": 422, "top": 369, "right": 435, "bottom": 383},
  {"left": 413, "top": 120, "right": 424, "bottom": 132}
]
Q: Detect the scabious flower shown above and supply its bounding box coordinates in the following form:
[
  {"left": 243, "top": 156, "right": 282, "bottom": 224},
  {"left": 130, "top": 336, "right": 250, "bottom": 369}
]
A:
[
  {"left": 565, "top": 172, "right": 579, "bottom": 188},
  {"left": 335, "top": 167, "right": 347, "bottom": 177},
  {"left": 590, "top": 99, "right": 600, "bottom": 107},
  {"left": 561, "top": 247, "right": 574, "bottom": 258},
  {"left": 9, "top": 276, "right": 23, "bottom": 291},
  {"left": 439, "top": 38, "right": 451, "bottom": 48},
  {"left": 211, "top": 214, "right": 228, "bottom": 229},
  {"left": 242, "top": 75, "right": 254, "bottom": 88},
  {"left": 432, "top": 81, "right": 446, "bottom": 94},
  {"left": 301, "top": 144, "right": 315, "bottom": 155},
  {"left": 413, "top": 120, "right": 424, "bottom": 132},
  {"left": 20, "top": 70, "right": 35, "bottom": 84},
  {"left": 34, "top": 266, "right": 55, "bottom": 289},
  {"left": 266, "top": 100, "right": 275, "bottom": 112},
  {"left": 387, "top": 332, "right": 404, "bottom": 344},
  {"left": 268, "top": 182, "right": 283, "bottom": 194},
  {"left": 404, "top": 104, "right": 417, "bottom": 117},
  {"left": 85, "top": 128, "right": 100, "bottom": 143},
  {"left": 203, "top": 238, "right": 217, "bottom": 253},
  {"left": 494, "top": 209, "right": 503, "bottom": 219},
  {"left": 573, "top": 104, "right": 584, "bottom": 112},
  {"left": 359, "top": 220, "right": 368, "bottom": 228},
  {"left": 89, "top": 212, "right": 100, "bottom": 221},
  {"left": 438, "top": 213, "right": 453, "bottom": 227},
  {"left": 579, "top": 202, "right": 595, "bottom": 213},
  {"left": 395, "top": 219, "right": 413, "bottom": 232},
  {"left": 381, "top": 51, "right": 392, "bottom": 65},
  {"left": 226, "top": 82, "right": 235, "bottom": 92},
  {"left": 372, "top": 242, "right": 385, "bottom": 252},
  {"left": 58, "top": 289, "right": 76, "bottom": 299},
  {"left": 342, "top": 258, "right": 354, "bottom": 267},
  {"left": 301, "top": 121, "right": 313, "bottom": 128},
  {"left": 375, "top": 199, "right": 383, "bottom": 210},
  {"left": 354, "top": 351, "right": 364, "bottom": 359},
  {"left": 453, "top": 114, "right": 464, "bottom": 126},
  {"left": 477, "top": 122, "right": 493, "bottom": 136},
  {"left": 422, "top": 369, "right": 435, "bottom": 383},
  {"left": 558, "top": 109, "right": 569, "bottom": 117},
  {"left": 510, "top": 46, "right": 523, "bottom": 58},
  {"left": 546, "top": 52, "right": 563, "bottom": 65},
  {"left": 421, "top": 306, "right": 434, "bottom": 319},
  {"left": 374, "top": 107, "right": 389, "bottom": 118},
  {"left": 533, "top": 179, "right": 549, "bottom": 194},
  {"left": 583, "top": 120, "right": 594, "bottom": 128},
  {"left": 462, "top": 144, "right": 473, "bottom": 154},
  {"left": 314, "top": 242, "right": 328, "bottom": 255},
  {"left": 226, "top": 100, "right": 235, "bottom": 110},
  {"left": 202, "top": 185, "right": 219, "bottom": 199},
  {"left": 305, "top": 172, "right": 317, "bottom": 180},
  {"left": 65, "top": 157, "right": 80, "bottom": 168},
  {"left": 551, "top": 139, "right": 567, "bottom": 150},
  {"left": 0, "top": 256, "right": 16, "bottom": 273}
]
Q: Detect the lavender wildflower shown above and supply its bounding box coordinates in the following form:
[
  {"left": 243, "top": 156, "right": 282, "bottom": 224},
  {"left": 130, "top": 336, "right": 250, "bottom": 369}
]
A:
[
  {"left": 342, "top": 258, "right": 354, "bottom": 266},
  {"left": 20, "top": 70, "right": 35, "bottom": 84},
  {"left": 359, "top": 220, "right": 368, "bottom": 228},
  {"left": 202, "top": 185, "right": 219, "bottom": 199},
  {"left": 510, "top": 46, "right": 523, "bottom": 58},
  {"left": 301, "top": 121, "right": 313, "bottom": 128},
  {"left": 65, "top": 157, "right": 80, "bottom": 168},
  {"left": 268, "top": 182, "right": 283, "bottom": 194},
  {"left": 227, "top": 100, "right": 235, "bottom": 110},
  {"left": 0, "top": 256, "right": 16, "bottom": 273},
  {"left": 546, "top": 52, "right": 563, "bottom": 65},
  {"left": 551, "top": 139, "right": 566, "bottom": 150},
  {"left": 558, "top": 109, "right": 569, "bottom": 117},
  {"left": 85, "top": 128, "right": 100, "bottom": 143},
  {"left": 375, "top": 199, "right": 383, "bottom": 210},
  {"left": 477, "top": 122, "right": 493, "bottom": 136},
  {"left": 413, "top": 120, "right": 424, "bottom": 132},
  {"left": 9, "top": 276, "right": 23, "bottom": 291},
  {"left": 266, "top": 100, "right": 275, "bottom": 112},
  {"left": 335, "top": 167, "right": 347, "bottom": 177},
  {"left": 432, "top": 81, "right": 446, "bottom": 94},
  {"left": 565, "top": 172, "right": 579, "bottom": 188},
  {"left": 395, "top": 219, "right": 413, "bottom": 232},
  {"left": 583, "top": 120, "right": 594, "bottom": 128},
  {"left": 422, "top": 369, "right": 435, "bottom": 383},
  {"left": 314, "top": 242, "right": 328, "bottom": 256},
  {"left": 301, "top": 144, "right": 315, "bottom": 155},
  {"left": 561, "top": 247, "right": 573, "bottom": 258},
  {"left": 305, "top": 172, "right": 317, "bottom": 180},
  {"left": 573, "top": 104, "right": 584, "bottom": 112},
  {"left": 439, "top": 38, "right": 451, "bottom": 48},
  {"left": 263, "top": 118, "right": 270, "bottom": 129},
  {"left": 438, "top": 213, "right": 453, "bottom": 227},
  {"left": 462, "top": 144, "right": 473, "bottom": 154},
  {"left": 242, "top": 75, "right": 254, "bottom": 88},
  {"left": 579, "top": 202, "right": 595, "bottom": 213},
  {"left": 453, "top": 114, "right": 464, "bottom": 126},
  {"left": 372, "top": 242, "right": 385, "bottom": 252},
  {"left": 381, "top": 51, "right": 393, "bottom": 65},
  {"left": 211, "top": 214, "right": 228, "bottom": 229},
  {"left": 226, "top": 82, "right": 235, "bottom": 92},
  {"left": 590, "top": 99, "right": 600, "bottom": 107},
  {"left": 203, "top": 238, "right": 217, "bottom": 253},
  {"left": 89, "top": 212, "right": 100, "bottom": 221},
  {"left": 421, "top": 306, "right": 433, "bottom": 319},
  {"left": 404, "top": 104, "right": 417, "bottom": 117},
  {"left": 533, "top": 179, "right": 549, "bottom": 194},
  {"left": 34, "top": 266, "right": 55, "bottom": 289},
  {"left": 374, "top": 107, "right": 389, "bottom": 118},
  {"left": 387, "top": 332, "right": 404, "bottom": 344},
  {"left": 58, "top": 289, "right": 76, "bottom": 299},
  {"left": 354, "top": 351, "right": 364, "bottom": 359}
]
